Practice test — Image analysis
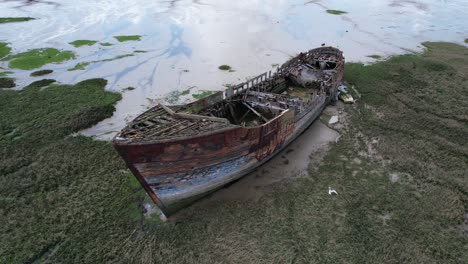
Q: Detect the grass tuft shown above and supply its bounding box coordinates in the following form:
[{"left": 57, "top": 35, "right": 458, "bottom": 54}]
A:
[
  {"left": 0, "top": 77, "right": 15, "bottom": 88},
  {"left": 69, "top": 40, "right": 98, "bottom": 47},
  {"left": 4, "top": 48, "right": 75, "bottom": 70},
  {"left": 114, "top": 35, "right": 142, "bottom": 42},
  {"left": 0, "top": 17, "right": 35, "bottom": 24},
  {"left": 24, "top": 79, "right": 56, "bottom": 89},
  {"left": 30, "top": 69, "right": 53, "bottom": 77},
  {"left": 0, "top": 42, "right": 11, "bottom": 59},
  {"left": 218, "top": 64, "right": 232, "bottom": 71},
  {"left": 326, "top": 10, "right": 347, "bottom": 15},
  {"left": 367, "top": 54, "right": 382, "bottom": 59}
]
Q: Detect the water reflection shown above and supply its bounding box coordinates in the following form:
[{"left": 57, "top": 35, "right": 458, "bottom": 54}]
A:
[
  {"left": 0, "top": 0, "right": 466, "bottom": 139},
  {"left": 1, "top": 0, "right": 59, "bottom": 8}
]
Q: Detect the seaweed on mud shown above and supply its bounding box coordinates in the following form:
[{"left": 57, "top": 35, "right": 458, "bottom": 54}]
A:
[
  {"left": 218, "top": 65, "right": 231, "bottom": 71},
  {"left": 30, "top": 69, "right": 53, "bottom": 77},
  {"left": 0, "top": 42, "right": 11, "bottom": 58},
  {"left": 0, "top": 17, "right": 35, "bottom": 24},
  {"left": 114, "top": 35, "right": 142, "bottom": 42},
  {"left": 24, "top": 79, "right": 56, "bottom": 89},
  {"left": 326, "top": 10, "right": 347, "bottom": 15},
  {"left": 4, "top": 48, "right": 75, "bottom": 70},
  {"left": 69, "top": 40, "right": 98, "bottom": 47},
  {"left": 0, "top": 77, "right": 15, "bottom": 88}
]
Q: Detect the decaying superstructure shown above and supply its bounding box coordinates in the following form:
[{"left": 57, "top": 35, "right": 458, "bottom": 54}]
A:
[{"left": 113, "top": 47, "right": 345, "bottom": 216}]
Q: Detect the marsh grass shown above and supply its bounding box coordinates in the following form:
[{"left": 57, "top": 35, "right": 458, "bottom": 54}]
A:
[
  {"left": 68, "top": 54, "right": 134, "bottom": 71},
  {"left": 114, "top": 35, "right": 142, "bottom": 42},
  {"left": 3, "top": 48, "right": 75, "bottom": 70},
  {"left": 0, "top": 17, "right": 34, "bottom": 24},
  {"left": 218, "top": 65, "right": 232, "bottom": 71},
  {"left": 30, "top": 69, "right": 53, "bottom": 77},
  {"left": 326, "top": 10, "right": 347, "bottom": 15},
  {"left": 367, "top": 54, "right": 382, "bottom": 59},
  {"left": 0, "top": 42, "right": 11, "bottom": 59},
  {"left": 1, "top": 43, "right": 467, "bottom": 263},
  {"left": 69, "top": 40, "right": 98, "bottom": 47},
  {"left": 0, "top": 71, "right": 13, "bottom": 77},
  {"left": 0, "top": 77, "right": 15, "bottom": 88}
]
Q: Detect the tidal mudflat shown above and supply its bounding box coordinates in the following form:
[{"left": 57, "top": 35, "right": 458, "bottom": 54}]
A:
[
  {"left": 0, "top": 0, "right": 467, "bottom": 138},
  {"left": 1, "top": 41, "right": 466, "bottom": 263},
  {"left": 0, "top": 0, "right": 467, "bottom": 262}
]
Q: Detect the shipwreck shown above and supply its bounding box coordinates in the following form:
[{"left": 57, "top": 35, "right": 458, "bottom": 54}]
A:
[{"left": 112, "top": 47, "right": 345, "bottom": 216}]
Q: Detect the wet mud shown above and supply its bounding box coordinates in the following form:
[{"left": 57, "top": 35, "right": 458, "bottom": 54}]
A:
[{"left": 1, "top": 0, "right": 467, "bottom": 137}]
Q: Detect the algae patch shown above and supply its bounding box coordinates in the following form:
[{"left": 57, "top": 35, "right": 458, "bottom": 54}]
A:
[
  {"left": 218, "top": 65, "right": 232, "bottom": 71},
  {"left": 68, "top": 54, "right": 134, "bottom": 71},
  {"left": 68, "top": 62, "right": 91, "bottom": 71},
  {"left": 69, "top": 40, "right": 98, "bottom": 47},
  {"left": 4, "top": 48, "right": 75, "bottom": 70},
  {"left": 367, "top": 55, "right": 382, "bottom": 59},
  {"left": 0, "top": 17, "right": 35, "bottom": 24},
  {"left": 25, "top": 79, "right": 56, "bottom": 89},
  {"left": 0, "top": 71, "right": 13, "bottom": 77},
  {"left": 326, "top": 10, "right": 347, "bottom": 15},
  {"left": 0, "top": 42, "right": 11, "bottom": 59},
  {"left": 30, "top": 69, "right": 53, "bottom": 77},
  {"left": 100, "top": 42, "right": 113, "bottom": 46},
  {"left": 114, "top": 35, "right": 142, "bottom": 42},
  {"left": 0, "top": 77, "right": 16, "bottom": 88}
]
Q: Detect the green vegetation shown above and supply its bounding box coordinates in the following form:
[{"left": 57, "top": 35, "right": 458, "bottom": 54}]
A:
[
  {"left": 367, "top": 54, "right": 382, "bottom": 59},
  {"left": 0, "top": 79, "right": 124, "bottom": 263},
  {"left": 465, "top": 38, "right": 468, "bottom": 44},
  {"left": 25, "top": 79, "right": 56, "bottom": 88},
  {"left": 30, "top": 69, "right": 53, "bottom": 77},
  {"left": 192, "top": 90, "right": 217, "bottom": 99},
  {"left": 326, "top": 9, "right": 347, "bottom": 15},
  {"left": 0, "top": 17, "right": 35, "bottom": 24},
  {"left": 271, "top": 63, "right": 279, "bottom": 67},
  {"left": 68, "top": 62, "right": 91, "bottom": 71},
  {"left": 0, "top": 71, "right": 13, "bottom": 77},
  {"left": 68, "top": 54, "right": 133, "bottom": 71},
  {"left": 134, "top": 50, "right": 147, "bottom": 53},
  {"left": 0, "top": 77, "right": 15, "bottom": 88},
  {"left": 69, "top": 40, "right": 98, "bottom": 47},
  {"left": 100, "top": 42, "right": 113, "bottom": 46},
  {"left": 0, "top": 42, "right": 11, "bottom": 58},
  {"left": 1, "top": 43, "right": 467, "bottom": 263},
  {"left": 114, "top": 35, "right": 142, "bottom": 42},
  {"left": 218, "top": 64, "right": 232, "bottom": 71},
  {"left": 3, "top": 48, "right": 75, "bottom": 70},
  {"left": 123, "top": 86, "right": 136, "bottom": 91}
]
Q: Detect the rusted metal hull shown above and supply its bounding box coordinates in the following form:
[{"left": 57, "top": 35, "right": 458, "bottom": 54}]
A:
[
  {"left": 114, "top": 97, "right": 327, "bottom": 215},
  {"left": 113, "top": 47, "right": 344, "bottom": 216}
]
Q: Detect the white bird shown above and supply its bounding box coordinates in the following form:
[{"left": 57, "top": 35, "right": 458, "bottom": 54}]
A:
[{"left": 328, "top": 187, "right": 338, "bottom": 195}]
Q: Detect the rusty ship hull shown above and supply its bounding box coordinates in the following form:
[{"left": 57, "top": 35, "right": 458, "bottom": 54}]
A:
[{"left": 113, "top": 47, "right": 344, "bottom": 216}]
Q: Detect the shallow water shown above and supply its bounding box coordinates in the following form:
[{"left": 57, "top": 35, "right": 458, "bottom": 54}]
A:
[{"left": 1, "top": 0, "right": 467, "bottom": 137}]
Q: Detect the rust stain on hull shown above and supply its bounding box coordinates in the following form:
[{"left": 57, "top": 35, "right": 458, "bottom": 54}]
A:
[{"left": 113, "top": 47, "right": 345, "bottom": 216}]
